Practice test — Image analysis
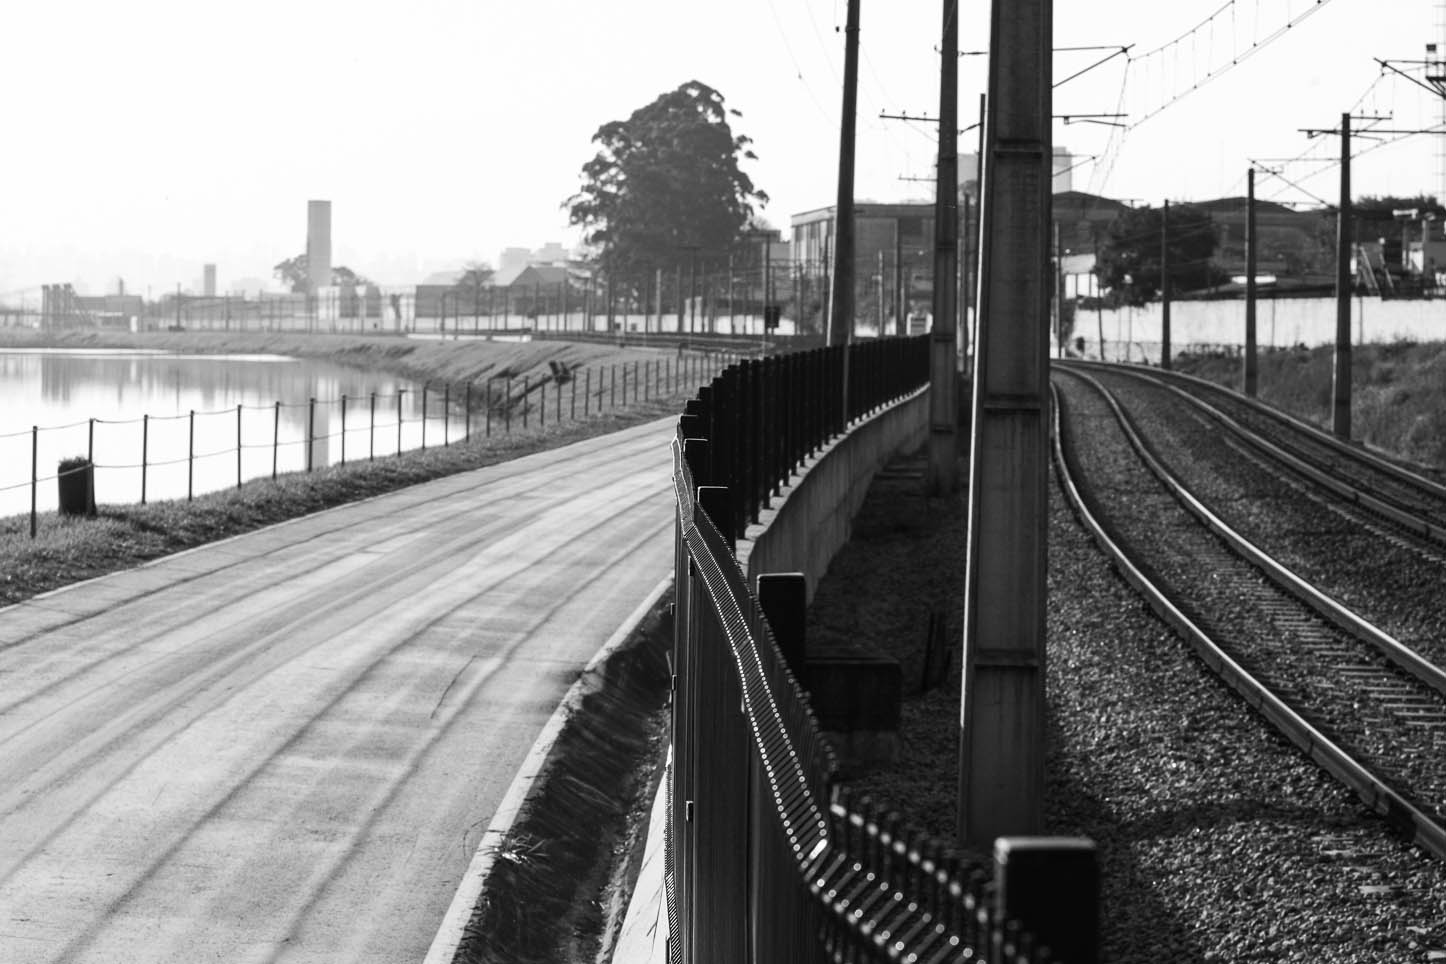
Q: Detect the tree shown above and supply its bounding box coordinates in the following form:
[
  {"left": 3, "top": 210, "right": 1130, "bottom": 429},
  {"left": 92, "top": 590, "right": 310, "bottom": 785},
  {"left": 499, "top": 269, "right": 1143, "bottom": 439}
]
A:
[
  {"left": 452, "top": 263, "right": 494, "bottom": 294},
  {"left": 452, "top": 263, "right": 495, "bottom": 317},
  {"left": 564, "top": 80, "right": 769, "bottom": 279},
  {"left": 1094, "top": 203, "right": 1222, "bottom": 306},
  {"left": 272, "top": 254, "right": 369, "bottom": 292}
]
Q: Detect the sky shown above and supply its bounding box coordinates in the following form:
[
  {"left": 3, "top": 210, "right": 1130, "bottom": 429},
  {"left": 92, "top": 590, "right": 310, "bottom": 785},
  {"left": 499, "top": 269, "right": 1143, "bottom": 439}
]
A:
[{"left": 2, "top": 0, "right": 1441, "bottom": 299}]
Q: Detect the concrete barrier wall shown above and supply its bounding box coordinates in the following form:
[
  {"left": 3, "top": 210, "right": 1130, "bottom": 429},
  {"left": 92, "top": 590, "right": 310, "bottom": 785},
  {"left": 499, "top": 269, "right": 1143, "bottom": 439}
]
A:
[
  {"left": 1073, "top": 295, "right": 1446, "bottom": 365},
  {"left": 737, "top": 386, "right": 928, "bottom": 601}
]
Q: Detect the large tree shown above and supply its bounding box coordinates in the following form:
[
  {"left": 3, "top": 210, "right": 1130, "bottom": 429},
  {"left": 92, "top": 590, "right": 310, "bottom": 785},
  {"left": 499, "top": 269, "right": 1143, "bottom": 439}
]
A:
[
  {"left": 564, "top": 80, "right": 769, "bottom": 278},
  {"left": 1094, "top": 203, "right": 1222, "bottom": 306},
  {"left": 272, "top": 255, "right": 369, "bottom": 293}
]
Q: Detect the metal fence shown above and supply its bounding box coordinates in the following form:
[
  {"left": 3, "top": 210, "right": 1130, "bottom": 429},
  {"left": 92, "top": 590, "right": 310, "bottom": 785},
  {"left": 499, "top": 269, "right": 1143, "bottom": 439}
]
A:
[
  {"left": 669, "top": 337, "right": 1096, "bottom": 963},
  {"left": 7, "top": 353, "right": 730, "bottom": 538}
]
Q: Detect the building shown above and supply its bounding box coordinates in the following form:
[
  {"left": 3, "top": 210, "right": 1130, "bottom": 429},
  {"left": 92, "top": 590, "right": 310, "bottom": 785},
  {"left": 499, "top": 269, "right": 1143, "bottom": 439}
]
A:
[
  {"left": 307, "top": 201, "right": 332, "bottom": 295},
  {"left": 790, "top": 202, "right": 943, "bottom": 334}
]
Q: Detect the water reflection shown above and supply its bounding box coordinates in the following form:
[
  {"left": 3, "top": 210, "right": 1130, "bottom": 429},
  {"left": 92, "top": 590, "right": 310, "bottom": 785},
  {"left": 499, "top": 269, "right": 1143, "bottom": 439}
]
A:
[{"left": 1, "top": 351, "right": 468, "bottom": 519}]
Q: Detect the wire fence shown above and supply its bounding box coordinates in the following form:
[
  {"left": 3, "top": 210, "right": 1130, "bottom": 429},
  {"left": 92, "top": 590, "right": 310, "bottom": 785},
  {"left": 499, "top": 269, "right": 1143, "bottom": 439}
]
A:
[
  {"left": 6, "top": 353, "right": 733, "bottom": 538},
  {"left": 669, "top": 337, "right": 1099, "bottom": 963}
]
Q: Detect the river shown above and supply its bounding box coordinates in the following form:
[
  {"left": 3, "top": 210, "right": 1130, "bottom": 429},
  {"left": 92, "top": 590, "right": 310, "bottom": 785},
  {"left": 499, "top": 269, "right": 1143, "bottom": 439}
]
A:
[{"left": 1, "top": 349, "right": 467, "bottom": 520}]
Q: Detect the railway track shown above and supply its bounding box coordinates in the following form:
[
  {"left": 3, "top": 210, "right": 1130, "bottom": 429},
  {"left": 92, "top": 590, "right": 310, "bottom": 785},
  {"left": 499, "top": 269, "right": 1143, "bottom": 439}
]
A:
[
  {"left": 1052, "top": 364, "right": 1446, "bottom": 863},
  {"left": 1072, "top": 360, "right": 1446, "bottom": 545}
]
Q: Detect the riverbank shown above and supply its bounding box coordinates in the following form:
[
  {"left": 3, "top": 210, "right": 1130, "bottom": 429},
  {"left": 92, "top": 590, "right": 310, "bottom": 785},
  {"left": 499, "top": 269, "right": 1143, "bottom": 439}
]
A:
[
  {"left": 0, "top": 327, "right": 677, "bottom": 388},
  {"left": 1, "top": 329, "right": 699, "bottom": 608}
]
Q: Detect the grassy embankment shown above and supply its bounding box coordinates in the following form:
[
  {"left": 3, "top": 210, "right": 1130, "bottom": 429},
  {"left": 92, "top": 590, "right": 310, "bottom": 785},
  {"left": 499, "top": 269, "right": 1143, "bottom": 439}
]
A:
[
  {"left": 0, "top": 329, "right": 698, "bottom": 608},
  {"left": 1175, "top": 340, "right": 1446, "bottom": 474}
]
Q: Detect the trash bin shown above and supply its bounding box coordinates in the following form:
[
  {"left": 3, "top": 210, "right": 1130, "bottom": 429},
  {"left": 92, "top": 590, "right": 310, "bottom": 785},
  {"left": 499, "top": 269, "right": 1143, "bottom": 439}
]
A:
[{"left": 57, "top": 457, "right": 95, "bottom": 517}]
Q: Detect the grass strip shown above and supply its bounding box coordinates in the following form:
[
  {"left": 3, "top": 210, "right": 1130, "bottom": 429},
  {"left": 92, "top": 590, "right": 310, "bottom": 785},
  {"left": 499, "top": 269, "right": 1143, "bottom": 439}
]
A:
[{"left": 0, "top": 396, "right": 687, "bottom": 609}]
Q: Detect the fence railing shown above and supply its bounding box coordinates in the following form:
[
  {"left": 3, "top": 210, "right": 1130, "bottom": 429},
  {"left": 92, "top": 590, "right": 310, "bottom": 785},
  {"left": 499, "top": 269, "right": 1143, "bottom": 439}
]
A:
[
  {"left": 669, "top": 336, "right": 1097, "bottom": 963},
  {"left": 6, "top": 352, "right": 731, "bottom": 537}
]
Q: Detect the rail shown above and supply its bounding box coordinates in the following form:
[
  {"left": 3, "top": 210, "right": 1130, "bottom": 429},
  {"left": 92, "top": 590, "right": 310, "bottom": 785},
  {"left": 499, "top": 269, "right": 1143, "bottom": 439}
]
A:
[
  {"left": 669, "top": 337, "right": 1097, "bottom": 964},
  {"left": 1050, "top": 373, "right": 1446, "bottom": 863}
]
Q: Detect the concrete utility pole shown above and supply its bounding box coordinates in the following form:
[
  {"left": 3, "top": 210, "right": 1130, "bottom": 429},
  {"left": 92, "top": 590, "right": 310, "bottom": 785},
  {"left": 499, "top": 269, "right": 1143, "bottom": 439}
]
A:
[
  {"left": 829, "top": 0, "right": 861, "bottom": 349},
  {"left": 1160, "top": 199, "right": 1171, "bottom": 370},
  {"left": 1244, "top": 167, "right": 1259, "bottom": 396},
  {"left": 1334, "top": 112, "right": 1353, "bottom": 439},
  {"left": 926, "top": 0, "right": 960, "bottom": 495},
  {"left": 959, "top": 0, "right": 1051, "bottom": 846},
  {"left": 894, "top": 224, "right": 905, "bottom": 335}
]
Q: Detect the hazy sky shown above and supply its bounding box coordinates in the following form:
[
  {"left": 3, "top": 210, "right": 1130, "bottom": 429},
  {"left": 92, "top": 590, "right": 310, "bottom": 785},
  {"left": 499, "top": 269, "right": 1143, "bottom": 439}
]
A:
[{"left": 2, "top": 0, "right": 1439, "bottom": 298}]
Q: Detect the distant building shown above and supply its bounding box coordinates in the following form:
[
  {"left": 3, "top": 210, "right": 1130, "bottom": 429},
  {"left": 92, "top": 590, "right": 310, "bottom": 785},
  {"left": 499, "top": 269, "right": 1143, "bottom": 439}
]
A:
[
  {"left": 496, "top": 242, "right": 575, "bottom": 286},
  {"left": 203, "top": 264, "right": 217, "bottom": 297},
  {"left": 307, "top": 200, "right": 332, "bottom": 295},
  {"left": 790, "top": 202, "right": 938, "bottom": 332},
  {"left": 960, "top": 146, "right": 1077, "bottom": 195}
]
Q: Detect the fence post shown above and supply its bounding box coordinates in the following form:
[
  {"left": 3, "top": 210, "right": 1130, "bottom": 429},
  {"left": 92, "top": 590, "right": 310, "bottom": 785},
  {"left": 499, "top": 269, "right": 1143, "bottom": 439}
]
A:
[
  {"left": 757, "top": 573, "right": 808, "bottom": 688},
  {"left": 571, "top": 371, "right": 577, "bottom": 420},
  {"left": 633, "top": 360, "right": 639, "bottom": 403},
  {"left": 444, "top": 384, "right": 450, "bottom": 446},
  {"left": 30, "top": 426, "right": 37, "bottom": 539},
  {"left": 341, "top": 394, "right": 348, "bottom": 465},
  {"left": 486, "top": 379, "right": 493, "bottom": 437},
  {"left": 188, "top": 409, "right": 195, "bottom": 501},
  {"left": 611, "top": 363, "right": 617, "bottom": 408},
  {"left": 584, "top": 369, "right": 591, "bottom": 417},
  {"left": 422, "top": 384, "right": 429, "bottom": 450},
  {"left": 540, "top": 377, "right": 547, "bottom": 425},
  {"left": 465, "top": 383, "right": 471, "bottom": 441},
  {"left": 370, "top": 393, "right": 377, "bottom": 461},
  {"left": 307, "top": 398, "right": 316, "bottom": 472},
  {"left": 995, "top": 838, "right": 1099, "bottom": 964},
  {"left": 273, "top": 401, "right": 280, "bottom": 479},
  {"left": 141, "top": 414, "right": 149, "bottom": 503},
  {"left": 236, "top": 404, "right": 243, "bottom": 488},
  {"left": 523, "top": 376, "right": 530, "bottom": 429},
  {"left": 505, "top": 378, "right": 513, "bottom": 433}
]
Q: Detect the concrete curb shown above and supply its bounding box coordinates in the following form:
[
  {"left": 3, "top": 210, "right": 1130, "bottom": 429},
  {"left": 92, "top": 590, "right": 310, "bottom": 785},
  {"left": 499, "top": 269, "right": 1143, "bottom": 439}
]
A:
[{"left": 423, "top": 574, "right": 674, "bottom": 964}]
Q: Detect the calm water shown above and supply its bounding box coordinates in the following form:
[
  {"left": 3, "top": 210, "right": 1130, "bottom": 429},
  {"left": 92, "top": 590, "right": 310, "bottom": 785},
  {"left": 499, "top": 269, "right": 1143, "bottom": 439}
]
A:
[{"left": 0, "top": 350, "right": 467, "bottom": 520}]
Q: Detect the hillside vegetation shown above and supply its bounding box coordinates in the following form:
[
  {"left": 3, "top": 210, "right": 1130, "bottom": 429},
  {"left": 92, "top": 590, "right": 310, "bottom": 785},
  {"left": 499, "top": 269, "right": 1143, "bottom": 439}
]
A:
[{"left": 1176, "top": 341, "right": 1446, "bottom": 473}]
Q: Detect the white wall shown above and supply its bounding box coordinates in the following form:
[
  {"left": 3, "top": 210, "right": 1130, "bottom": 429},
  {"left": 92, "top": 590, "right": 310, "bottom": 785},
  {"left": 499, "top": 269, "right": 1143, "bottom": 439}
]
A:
[{"left": 1069, "top": 296, "right": 1446, "bottom": 365}]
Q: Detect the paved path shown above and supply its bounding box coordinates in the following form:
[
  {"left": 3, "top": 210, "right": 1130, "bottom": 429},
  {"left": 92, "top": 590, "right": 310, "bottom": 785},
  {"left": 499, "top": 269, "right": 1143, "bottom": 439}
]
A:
[{"left": 0, "top": 417, "right": 676, "bottom": 963}]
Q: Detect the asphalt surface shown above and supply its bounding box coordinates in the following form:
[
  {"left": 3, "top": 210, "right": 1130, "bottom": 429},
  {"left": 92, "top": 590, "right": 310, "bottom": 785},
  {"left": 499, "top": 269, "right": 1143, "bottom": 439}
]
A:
[{"left": 0, "top": 416, "right": 676, "bottom": 963}]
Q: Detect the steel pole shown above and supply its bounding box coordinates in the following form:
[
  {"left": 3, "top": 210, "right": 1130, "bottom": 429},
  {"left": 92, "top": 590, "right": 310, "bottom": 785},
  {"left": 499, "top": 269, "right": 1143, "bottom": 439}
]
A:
[
  {"left": 1333, "top": 113, "right": 1353, "bottom": 438},
  {"left": 1245, "top": 167, "right": 1259, "bottom": 396},
  {"left": 926, "top": 0, "right": 960, "bottom": 495}
]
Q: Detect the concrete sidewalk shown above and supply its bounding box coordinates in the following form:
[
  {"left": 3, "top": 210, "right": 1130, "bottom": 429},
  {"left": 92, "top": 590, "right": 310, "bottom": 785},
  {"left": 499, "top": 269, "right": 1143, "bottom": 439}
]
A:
[{"left": 611, "top": 751, "right": 671, "bottom": 964}]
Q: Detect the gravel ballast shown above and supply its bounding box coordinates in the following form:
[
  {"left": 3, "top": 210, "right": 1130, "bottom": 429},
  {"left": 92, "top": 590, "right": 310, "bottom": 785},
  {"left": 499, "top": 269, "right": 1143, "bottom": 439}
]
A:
[{"left": 821, "top": 412, "right": 1446, "bottom": 960}]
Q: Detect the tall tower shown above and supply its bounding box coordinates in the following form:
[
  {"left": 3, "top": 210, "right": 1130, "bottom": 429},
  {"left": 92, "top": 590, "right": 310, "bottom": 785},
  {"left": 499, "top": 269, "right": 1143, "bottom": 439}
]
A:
[{"left": 307, "top": 200, "right": 332, "bottom": 293}]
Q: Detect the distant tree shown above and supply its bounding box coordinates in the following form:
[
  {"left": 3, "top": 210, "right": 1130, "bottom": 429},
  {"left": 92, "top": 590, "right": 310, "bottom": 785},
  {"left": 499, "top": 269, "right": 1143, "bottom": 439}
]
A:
[
  {"left": 1094, "top": 203, "right": 1222, "bottom": 306},
  {"left": 564, "top": 80, "right": 769, "bottom": 280},
  {"left": 452, "top": 263, "right": 494, "bottom": 294},
  {"left": 1354, "top": 194, "right": 1444, "bottom": 220},
  {"left": 452, "top": 263, "right": 496, "bottom": 316},
  {"left": 272, "top": 254, "right": 369, "bottom": 293}
]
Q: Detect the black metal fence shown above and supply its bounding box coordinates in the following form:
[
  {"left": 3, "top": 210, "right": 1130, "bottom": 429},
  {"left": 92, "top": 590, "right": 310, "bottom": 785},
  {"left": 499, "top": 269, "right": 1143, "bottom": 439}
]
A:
[
  {"left": 8, "top": 353, "right": 729, "bottom": 538},
  {"left": 669, "top": 337, "right": 1096, "bottom": 963}
]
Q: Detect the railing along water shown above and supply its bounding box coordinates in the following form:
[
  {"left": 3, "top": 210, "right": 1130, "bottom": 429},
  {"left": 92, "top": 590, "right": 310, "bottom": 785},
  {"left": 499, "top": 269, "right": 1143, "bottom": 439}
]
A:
[
  {"left": 669, "top": 337, "right": 1097, "bottom": 963},
  {"left": 6, "top": 352, "right": 730, "bottom": 536}
]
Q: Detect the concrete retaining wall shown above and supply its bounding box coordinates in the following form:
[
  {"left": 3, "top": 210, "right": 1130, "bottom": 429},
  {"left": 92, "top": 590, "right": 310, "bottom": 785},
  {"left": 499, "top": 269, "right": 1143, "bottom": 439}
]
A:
[{"left": 736, "top": 386, "right": 929, "bottom": 600}]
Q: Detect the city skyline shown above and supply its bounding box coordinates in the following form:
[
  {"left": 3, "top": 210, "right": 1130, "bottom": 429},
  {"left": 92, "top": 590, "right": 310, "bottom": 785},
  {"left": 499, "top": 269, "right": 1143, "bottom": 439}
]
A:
[{"left": 2, "top": 0, "right": 1440, "bottom": 298}]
